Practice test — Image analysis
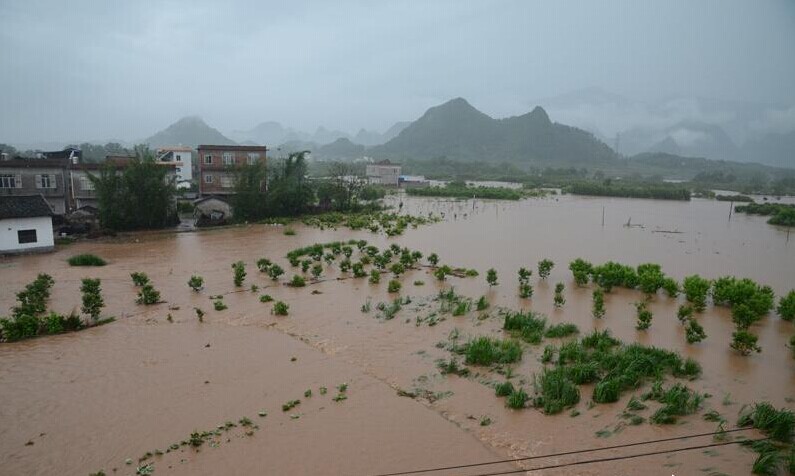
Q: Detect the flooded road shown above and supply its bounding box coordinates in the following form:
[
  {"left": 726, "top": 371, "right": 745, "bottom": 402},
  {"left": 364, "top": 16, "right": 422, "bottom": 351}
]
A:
[{"left": 1, "top": 194, "right": 793, "bottom": 475}]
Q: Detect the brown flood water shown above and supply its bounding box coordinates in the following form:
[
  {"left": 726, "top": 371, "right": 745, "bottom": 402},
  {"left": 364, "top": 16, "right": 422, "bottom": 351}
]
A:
[{"left": 1, "top": 193, "right": 793, "bottom": 476}]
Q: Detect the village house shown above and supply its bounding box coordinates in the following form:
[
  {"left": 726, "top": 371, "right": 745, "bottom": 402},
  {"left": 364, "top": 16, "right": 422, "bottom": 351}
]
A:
[
  {"left": 366, "top": 159, "right": 401, "bottom": 186},
  {"left": 198, "top": 145, "right": 268, "bottom": 196},
  {"left": 0, "top": 195, "right": 55, "bottom": 254},
  {"left": 0, "top": 157, "right": 72, "bottom": 214},
  {"left": 156, "top": 146, "right": 194, "bottom": 187}
]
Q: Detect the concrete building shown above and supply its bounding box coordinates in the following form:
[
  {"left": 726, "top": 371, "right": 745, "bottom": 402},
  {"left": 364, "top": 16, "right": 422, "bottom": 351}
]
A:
[
  {"left": 198, "top": 145, "right": 267, "bottom": 196},
  {"left": 0, "top": 158, "right": 71, "bottom": 214},
  {"left": 0, "top": 195, "right": 55, "bottom": 254},
  {"left": 156, "top": 147, "right": 194, "bottom": 185},
  {"left": 366, "top": 159, "right": 401, "bottom": 186}
]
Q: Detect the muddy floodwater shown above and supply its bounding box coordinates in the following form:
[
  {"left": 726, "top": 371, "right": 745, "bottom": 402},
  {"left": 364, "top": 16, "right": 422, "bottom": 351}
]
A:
[{"left": 1, "top": 194, "right": 794, "bottom": 476}]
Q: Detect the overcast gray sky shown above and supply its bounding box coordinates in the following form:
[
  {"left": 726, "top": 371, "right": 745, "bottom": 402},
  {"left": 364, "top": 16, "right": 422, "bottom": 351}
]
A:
[{"left": 1, "top": 0, "right": 794, "bottom": 144}]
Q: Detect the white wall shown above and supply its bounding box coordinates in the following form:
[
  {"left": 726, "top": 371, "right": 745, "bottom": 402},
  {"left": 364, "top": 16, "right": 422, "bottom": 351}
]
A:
[
  {"left": 173, "top": 151, "right": 193, "bottom": 182},
  {"left": 0, "top": 216, "right": 54, "bottom": 253}
]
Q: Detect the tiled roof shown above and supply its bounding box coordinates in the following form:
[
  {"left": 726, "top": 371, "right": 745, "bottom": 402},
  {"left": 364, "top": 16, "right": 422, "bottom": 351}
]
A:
[
  {"left": 0, "top": 158, "right": 69, "bottom": 169},
  {"left": 0, "top": 195, "right": 54, "bottom": 219}
]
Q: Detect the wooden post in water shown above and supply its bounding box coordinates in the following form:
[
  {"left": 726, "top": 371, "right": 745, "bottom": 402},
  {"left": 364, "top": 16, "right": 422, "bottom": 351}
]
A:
[
  {"left": 602, "top": 206, "right": 605, "bottom": 227},
  {"left": 728, "top": 201, "right": 733, "bottom": 221}
]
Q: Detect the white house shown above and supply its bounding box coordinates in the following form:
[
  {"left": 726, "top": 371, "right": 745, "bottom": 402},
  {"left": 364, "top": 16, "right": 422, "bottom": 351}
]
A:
[
  {"left": 365, "top": 159, "right": 401, "bottom": 186},
  {"left": 0, "top": 195, "right": 55, "bottom": 254},
  {"left": 157, "top": 147, "right": 194, "bottom": 185}
]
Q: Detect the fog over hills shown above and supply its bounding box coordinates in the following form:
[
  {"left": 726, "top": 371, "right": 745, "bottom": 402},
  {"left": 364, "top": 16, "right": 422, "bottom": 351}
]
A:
[{"left": 536, "top": 88, "right": 794, "bottom": 167}]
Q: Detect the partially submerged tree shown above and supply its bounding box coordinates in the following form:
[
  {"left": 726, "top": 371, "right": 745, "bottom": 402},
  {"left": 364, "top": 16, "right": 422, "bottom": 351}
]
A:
[{"left": 80, "top": 278, "right": 104, "bottom": 323}]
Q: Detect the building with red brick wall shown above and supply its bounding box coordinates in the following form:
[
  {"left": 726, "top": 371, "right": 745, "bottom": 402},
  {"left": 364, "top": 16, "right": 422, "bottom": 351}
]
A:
[{"left": 197, "top": 145, "right": 267, "bottom": 196}]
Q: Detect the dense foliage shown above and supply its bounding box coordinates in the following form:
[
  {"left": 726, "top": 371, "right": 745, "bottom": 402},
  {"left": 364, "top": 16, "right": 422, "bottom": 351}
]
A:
[
  {"left": 566, "top": 181, "right": 691, "bottom": 201},
  {"left": 89, "top": 146, "right": 178, "bottom": 230},
  {"left": 735, "top": 202, "right": 795, "bottom": 227},
  {"left": 406, "top": 182, "right": 524, "bottom": 200}
]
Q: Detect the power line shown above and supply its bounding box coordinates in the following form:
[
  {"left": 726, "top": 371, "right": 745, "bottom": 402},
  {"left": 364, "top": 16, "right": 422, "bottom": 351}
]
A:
[
  {"left": 370, "top": 427, "right": 756, "bottom": 476},
  {"left": 468, "top": 437, "right": 766, "bottom": 476}
]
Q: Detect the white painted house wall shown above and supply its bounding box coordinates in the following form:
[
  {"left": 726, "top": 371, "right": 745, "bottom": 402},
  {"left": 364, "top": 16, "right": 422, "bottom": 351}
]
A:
[
  {"left": 0, "top": 216, "right": 54, "bottom": 253},
  {"left": 173, "top": 151, "right": 193, "bottom": 182}
]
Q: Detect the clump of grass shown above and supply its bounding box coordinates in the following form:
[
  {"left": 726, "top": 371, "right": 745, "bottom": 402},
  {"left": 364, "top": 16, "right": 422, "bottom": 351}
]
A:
[
  {"left": 289, "top": 275, "right": 306, "bottom": 287},
  {"left": 553, "top": 282, "right": 566, "bottom": 308},
  {"left": 648, "top": 383, "right": 704, "bottom": 424},
  {"left": 130, "top": 272, "right": 150, "bottom": 286},
  {"left": 259, "top": 294, "right": 273, "bottom": 303},
  {"left": 626, "top": 396, "right": 647, "bottom": 411},
  {"left": 188, "top": 275, "right": 204, "bottom": 291},
  {"left": 503, "top": 310, "right": 547, "bottom": 344},
  {"left": 194, "top": 307, "right": 205, "bottom": 321},
  {"left": 495, "top": 381, "right": 515, "bottom": 397},
  {"left": 463, "top": 336, "right": 522, "bottom": 366},
  {"left": 387, "top": 279, "right": 401, "bottom": 293},
  {"left": 731, "top": 329, "right": 761, "bottom": 355},
  {"left": 535, "top": 367, "right": 580, "bottom": 414},
  {"left": 272, "top": 301, "right": 289, "bottom": 316},
  {"left": 213, "top": 299, "right": 227, "bottom": 311},
  {"left": 592, "top": 287, "right": 606, "bottom": 318},
  {"left": 68, "top": 254, "right": 106, "bottom": 266},
  {"left": 437, "top": 358, "right": 470, "bottom": 377},
  {"left": 635, "top": 300, "right": 653, "bottom": 330},
  {"left": 685, "top": 318, "right": 707, "bottom": 344},
  {"left": 377, "top": 297, "right": 402, "bottom": 319},
  {"left": 506, "top": 387, "right": 529, "bottom": 409},
  {"left": 677, "top": 304, "right": 694, "bottom": 323},
  {"left": 136, "top": 284, "right": 161, "bottom": 305},
  {"left": 545, "top": 323, "right": 579, "bottom": 338},
  {"left": 476, "top": 296, "right": 489, "bottom": 311},
  {"left": 413, "top": 280, "right": 425, "bottom": 286},
  {"left": 452, "top": 299, "right": 471, "bottom": 316},
  {"left": 738, "top": 402, "right": 795, "bottom": 443},
  {"left": 282, "top": 399, "right": 300, "bottom": 411},
  {"left": 283, "top": 228, "right": 296, "bottom": 236}
]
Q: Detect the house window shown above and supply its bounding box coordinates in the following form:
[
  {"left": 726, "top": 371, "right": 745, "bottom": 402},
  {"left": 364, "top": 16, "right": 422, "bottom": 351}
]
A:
[
  {"left": 247, "top": 153, "right": 259, "bottom": 165},
  {"left": 220, "top": 176, "right": 234, "bottom": 188},
  {"left": 17, "top": 229, "right": 37, "bottom": 244},
  {"left": 36, "top": 174, "right": 56, "bottom": 189},
  {"left": 79, "top": 176, "right": 95, "bottom": 191},
  {"left": 0, "top": 174, "right": 21, "bottom": 188},
  {"left": 204, "top": 154, "right": 213, "bottom": 165},
  {"left": 204, "top": 174, "right": 214, "bottom": 184},
  {"left": 222, "top": 152, "right": 234, "bottom": 166}
]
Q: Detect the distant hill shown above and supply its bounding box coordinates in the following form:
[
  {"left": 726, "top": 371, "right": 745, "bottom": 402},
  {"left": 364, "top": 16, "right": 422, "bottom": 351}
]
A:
[
  {"left": 646, "top": 121, "right": 740, "bottom": 162},
  {"left": 741, "top": 130, "right": 795, "bottom": 169},
  {"left": 369, "top": 98, "right": 617, "bottom": 164},
  {"left": 315, "top": 138, "right": 366, "bottom": 159},
  {"left": 145, "top": 116, "right": 235, "bottom": 148}
]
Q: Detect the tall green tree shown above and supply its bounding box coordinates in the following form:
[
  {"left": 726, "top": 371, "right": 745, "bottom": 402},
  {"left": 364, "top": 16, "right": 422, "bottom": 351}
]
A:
[
  {"left": 231, "top": 161, "right": 268, "bottom": 221},
  {"left": 267, "top": 151, "right": 314, "bottom": 216},
  {"left": 89, "top": 145, "right": 177, "bottom": 230}
]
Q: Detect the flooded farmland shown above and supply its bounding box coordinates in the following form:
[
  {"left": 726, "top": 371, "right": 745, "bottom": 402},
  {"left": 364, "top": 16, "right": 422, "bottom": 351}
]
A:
[{"left": 1, "top": 194, "right": 794, "bottom": 476}]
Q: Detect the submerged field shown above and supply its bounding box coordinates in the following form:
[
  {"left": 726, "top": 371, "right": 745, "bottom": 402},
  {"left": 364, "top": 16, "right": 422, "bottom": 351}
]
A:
[{"left": 1, "top": 193, "right": 794, "bottom": 476}]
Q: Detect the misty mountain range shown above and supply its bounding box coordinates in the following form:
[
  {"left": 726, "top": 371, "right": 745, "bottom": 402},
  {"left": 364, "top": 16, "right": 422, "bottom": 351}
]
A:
[
  {"left": 13, "top": 89, "right": 790, "bottom": 169},
  {"left": 138, "top": 93, "right": 792, "bottom": 169},
  {"left": 538, "top": 88, "right": 794, "bottom": 168}
]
